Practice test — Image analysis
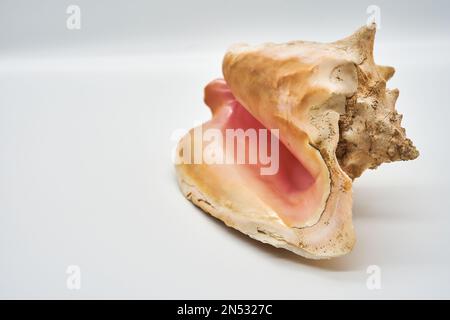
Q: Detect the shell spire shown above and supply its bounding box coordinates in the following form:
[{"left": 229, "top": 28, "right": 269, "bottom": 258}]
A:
[{"left": 334, "top": 24, "right": 419, "bottom": 178}]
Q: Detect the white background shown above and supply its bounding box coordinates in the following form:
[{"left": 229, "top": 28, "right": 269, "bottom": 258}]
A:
[{"left": 1, "top": 0, "right": 450, "bottom": 299}]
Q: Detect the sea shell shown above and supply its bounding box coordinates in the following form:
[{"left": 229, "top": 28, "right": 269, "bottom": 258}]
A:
[{"left": 175, "top": 25, "right": 418, "bottom": 259}]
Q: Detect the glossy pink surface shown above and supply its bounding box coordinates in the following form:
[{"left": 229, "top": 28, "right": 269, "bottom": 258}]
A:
[{"left": 200, "top": 79, "right": 324, "bottom": 226}]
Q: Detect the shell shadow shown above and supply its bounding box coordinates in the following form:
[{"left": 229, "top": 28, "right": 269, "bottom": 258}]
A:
[
  {"left": 194, "top": 205, "right": 368, "bottom": 272},
  {"left": 172, "top": 171, "right": 416, "bottom": 272}
]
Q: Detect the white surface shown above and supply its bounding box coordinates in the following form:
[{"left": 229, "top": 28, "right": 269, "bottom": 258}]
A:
[{"left": 1, "top": 0, "right": 450, "bottom": 299}]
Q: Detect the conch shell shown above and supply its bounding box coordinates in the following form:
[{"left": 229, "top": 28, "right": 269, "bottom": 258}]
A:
[{"left": 175, "top": 25, "right": 418, "bottom": 259}]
